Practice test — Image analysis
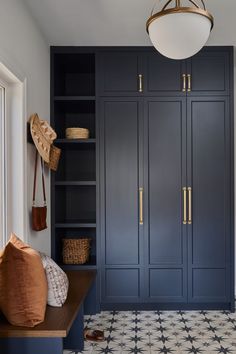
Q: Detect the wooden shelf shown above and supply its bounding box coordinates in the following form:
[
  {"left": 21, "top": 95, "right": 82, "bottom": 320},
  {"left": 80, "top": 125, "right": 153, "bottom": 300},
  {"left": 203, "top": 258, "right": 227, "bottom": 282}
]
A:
[
  {"left": 55, "top": 222, "right": 96, "bottom": 228},
  {"left": 54, "top": 96, "right": 95, "bottom": 101},
  {"left": 55, "top": 139, "right": 96, "bottom": 144},
  {"left": 55, "top": 181, "right": 96, "bottom": 186},
  {"left": 61, "top": 264, "right": 97, "bottom": 270},
  {"left": 60, "top": 257, "right": 97, "bottom": 270},
  {"left": 61, "top": 264, "right": 97, "bottom": 271}
]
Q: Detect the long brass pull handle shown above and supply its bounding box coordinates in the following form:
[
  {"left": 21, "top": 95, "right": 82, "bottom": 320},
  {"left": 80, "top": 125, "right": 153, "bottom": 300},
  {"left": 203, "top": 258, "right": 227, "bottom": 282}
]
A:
[
  {"left": 187, "top": 74, "right": 191, "bottom": 92},
  {"left": 188, "top": 187, "right": 192, "bottom": 224},
  {"left": 182, "top": 74, "right": 186, "bottom": 92},
  {"left": 139, "top": 188, "right": 143, "bottom": 225},
  {"left": 183, "top": 187, "right": 187, "bottom": 225},
  {"left": 138, "top": 74, "right": 143, "bottom": 93}
]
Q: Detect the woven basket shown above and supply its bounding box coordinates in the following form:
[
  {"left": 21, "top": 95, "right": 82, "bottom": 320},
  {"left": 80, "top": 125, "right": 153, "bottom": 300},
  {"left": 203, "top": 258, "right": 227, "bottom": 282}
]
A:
[
  {"left": 66, "top": 127, "right": 89, "bottom": 140},
  {"left": 62, "top": 238, "right": 91, "bottom": 264}
]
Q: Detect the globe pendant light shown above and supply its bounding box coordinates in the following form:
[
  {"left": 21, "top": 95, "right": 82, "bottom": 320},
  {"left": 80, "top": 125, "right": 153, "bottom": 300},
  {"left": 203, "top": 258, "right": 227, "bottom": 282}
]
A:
[{"left": 146, "top": 0, "right": 214, "bottom": 60}]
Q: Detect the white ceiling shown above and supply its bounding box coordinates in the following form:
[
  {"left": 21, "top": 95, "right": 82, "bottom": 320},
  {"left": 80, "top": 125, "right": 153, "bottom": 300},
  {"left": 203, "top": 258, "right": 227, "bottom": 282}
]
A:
[{"left": 23, "top": 0, "right": 236, "bottom": 46}]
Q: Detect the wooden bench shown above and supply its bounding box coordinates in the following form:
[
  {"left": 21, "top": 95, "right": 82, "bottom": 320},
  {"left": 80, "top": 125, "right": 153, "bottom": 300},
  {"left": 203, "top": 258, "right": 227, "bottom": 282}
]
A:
[{"left": 0, "top": 270, "right": 96, "bottom": 354}]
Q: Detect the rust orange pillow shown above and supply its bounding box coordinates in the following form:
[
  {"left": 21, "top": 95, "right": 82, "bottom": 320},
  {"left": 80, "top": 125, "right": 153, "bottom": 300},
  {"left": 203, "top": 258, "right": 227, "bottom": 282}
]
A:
[{"left": 0, "top": 233, "right": 48, "bottom": 327}]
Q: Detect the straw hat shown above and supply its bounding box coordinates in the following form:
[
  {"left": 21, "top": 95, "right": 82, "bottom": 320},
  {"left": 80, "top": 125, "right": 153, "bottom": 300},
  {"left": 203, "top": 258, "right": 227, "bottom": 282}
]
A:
[
  {"left": 46, "top": 145, "right": 61, "bottom": 172},
  {"left": 30, "top": 113, "right": 57, "bottom": 163}
]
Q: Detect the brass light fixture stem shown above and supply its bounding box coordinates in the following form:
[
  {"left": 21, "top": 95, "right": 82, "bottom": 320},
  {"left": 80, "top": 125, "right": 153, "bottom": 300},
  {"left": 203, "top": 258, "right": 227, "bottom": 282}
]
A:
[{"left": 176, "top": 0, "right": 181, "bottom": 7}]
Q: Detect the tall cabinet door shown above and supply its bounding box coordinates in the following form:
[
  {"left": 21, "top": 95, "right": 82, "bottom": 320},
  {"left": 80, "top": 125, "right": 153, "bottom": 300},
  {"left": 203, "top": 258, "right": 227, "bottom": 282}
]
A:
[
  {"left": 187, "top": 97, "right": 232, "bottom": 304},
  {"left": 144, "top": 98, "right": 188, "bottom": 303},
  {"left": 100, "top": 97, "right": 144, "bottom": 304}
]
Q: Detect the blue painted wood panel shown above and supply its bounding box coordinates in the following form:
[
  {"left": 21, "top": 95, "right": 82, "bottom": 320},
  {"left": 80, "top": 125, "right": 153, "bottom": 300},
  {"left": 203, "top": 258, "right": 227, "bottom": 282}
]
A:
[
  {"left": 105, "top": 269, "right": 140, "bottom": 299},
  {"left": 0, "top": 338, "right": 63, "bottom": 354},
  {"left": 103, "top": 100, "right": 140, "bottom": 265},
  {"left": 146, "top": 99, "right": 187, "bottom": 266},
  {"left": 191, "top": 101, "right": 226, "bottom": 266},
  {"left": 144, "top": 98, "right": 188, "bottom": 303},
  {"left": 187, "top": 97, "right": 231, "bottom": 303},
  {"left": 149, "top": 268, "right": 183, "bottom": 300},
  {"left": 63, "top": 305, "right": 84, "bottom": 351},
  {"left": 187, "top": 49, "right": 230, "bottom": 95},
  {"left": 192, "top": 269, "right": 227, "bottom": 301},
  {"left": 100, "top": 97, "right": 143, "bottom": 304},
  {"left": 145, "top": 52, "right": 186, "bottom": 95},
  {"left": 97, "top": 52, "right": 141, "bottom": 95}
]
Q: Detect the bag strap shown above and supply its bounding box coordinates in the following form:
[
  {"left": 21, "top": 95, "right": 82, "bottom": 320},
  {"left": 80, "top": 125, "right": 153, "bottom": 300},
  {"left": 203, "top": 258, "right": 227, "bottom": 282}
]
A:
[
  {"left": 33, "top": 149, "right": 47, "bottom": 206},
  {"left": 41, "top": 157, "right": 46, "bottom": 203}
]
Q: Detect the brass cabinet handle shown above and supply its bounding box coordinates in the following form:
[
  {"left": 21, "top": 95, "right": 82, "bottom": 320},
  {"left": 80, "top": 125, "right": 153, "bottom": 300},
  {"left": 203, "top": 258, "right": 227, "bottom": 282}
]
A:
[
  {"left": 188, "top": 187, "right": 192, "bottom": 224},
  {"left": 187, "top": 74, "right": 191, "bottom": 92},
  {"left": 183, "top": 187, "right": 187, "bottom": 225},
  {"left": 139, "top": 188, "right": 143, "bottom": 225},
  {"left": 138, "top": 74, "right": 143, "bottom": 93},
  {"left": 182, "top": 74, "right": 186, "bottom": 92}
]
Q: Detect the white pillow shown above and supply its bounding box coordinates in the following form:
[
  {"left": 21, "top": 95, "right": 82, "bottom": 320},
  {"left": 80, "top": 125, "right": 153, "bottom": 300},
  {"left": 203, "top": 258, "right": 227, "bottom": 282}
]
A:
[{"left": 40, "top": 253, "right": 69, "bottom": 307}]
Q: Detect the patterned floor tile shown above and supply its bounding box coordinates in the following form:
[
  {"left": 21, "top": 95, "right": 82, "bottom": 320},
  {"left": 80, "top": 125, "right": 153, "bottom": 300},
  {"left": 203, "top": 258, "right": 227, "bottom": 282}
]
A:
[{"left": 64, "top": 310, "right": 236, "bottom": 354}]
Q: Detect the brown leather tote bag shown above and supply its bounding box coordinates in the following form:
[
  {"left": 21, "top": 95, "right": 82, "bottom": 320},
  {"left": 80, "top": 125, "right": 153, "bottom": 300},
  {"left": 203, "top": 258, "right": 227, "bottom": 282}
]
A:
[{"left": 32, "top": 150, "right": 47, "bottom": 231}]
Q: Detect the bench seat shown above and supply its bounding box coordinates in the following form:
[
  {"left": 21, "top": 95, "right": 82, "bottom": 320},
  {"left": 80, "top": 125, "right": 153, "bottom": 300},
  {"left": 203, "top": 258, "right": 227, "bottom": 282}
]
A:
[{"left": 0, "top": 270, "right": 96, "bottom": 354}]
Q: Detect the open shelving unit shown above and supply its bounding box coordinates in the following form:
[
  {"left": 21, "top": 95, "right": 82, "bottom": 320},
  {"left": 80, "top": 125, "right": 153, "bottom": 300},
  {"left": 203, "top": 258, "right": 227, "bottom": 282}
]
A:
[{"left": 51, "top": 50, "right": 98, "bottom": 273}]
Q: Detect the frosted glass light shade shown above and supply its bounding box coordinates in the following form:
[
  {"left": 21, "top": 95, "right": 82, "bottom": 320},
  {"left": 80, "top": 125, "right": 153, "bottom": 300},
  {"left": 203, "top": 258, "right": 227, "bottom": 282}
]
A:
[{"left": 148, "top": 12, "right": 212, "bottom": 60}]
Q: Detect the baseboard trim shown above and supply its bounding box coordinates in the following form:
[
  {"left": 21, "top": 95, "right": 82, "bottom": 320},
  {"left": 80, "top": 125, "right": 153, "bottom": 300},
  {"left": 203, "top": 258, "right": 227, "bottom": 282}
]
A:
[{"left": 101, "top": 302, "right": 234, "bottom": 312}]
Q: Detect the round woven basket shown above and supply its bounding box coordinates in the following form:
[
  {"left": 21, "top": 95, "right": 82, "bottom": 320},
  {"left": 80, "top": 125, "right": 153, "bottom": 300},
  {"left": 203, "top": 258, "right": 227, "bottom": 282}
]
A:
[
  {"left": 62, "top": 238, "right": 91, "bottom": 264},
  {"left": 66, "top": 127, "right": 89, "bottom": 140}
]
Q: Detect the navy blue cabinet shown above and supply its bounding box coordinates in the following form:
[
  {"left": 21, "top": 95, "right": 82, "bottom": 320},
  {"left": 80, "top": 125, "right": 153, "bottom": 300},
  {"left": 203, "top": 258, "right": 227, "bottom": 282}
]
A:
[
  {"left": 98, "top": 47, "right": 234, "bottom": 311},
  {"left": 145, "top": 49, "right": 231, "bottom": 96},
  {"left": 98, "top": 48, "right": 231, "bottom": 97},
  {"left": 51, "top": 46, "right": 234, "bottom": 312},
  {"left": 97, "top": 50, "right": 184, "bottom": 96}
]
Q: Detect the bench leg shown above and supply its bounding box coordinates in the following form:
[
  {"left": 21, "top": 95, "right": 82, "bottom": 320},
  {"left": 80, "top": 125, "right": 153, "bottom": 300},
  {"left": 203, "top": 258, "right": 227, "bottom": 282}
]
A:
[
  {"left": 0, "top": 337, "right": 63, "bottom": 354},
  {"left": 64, "top": 304, "right": 84, "bottom": 352},
  {"left": 84, "top": 279, "right": 99, "bottom": 315}
]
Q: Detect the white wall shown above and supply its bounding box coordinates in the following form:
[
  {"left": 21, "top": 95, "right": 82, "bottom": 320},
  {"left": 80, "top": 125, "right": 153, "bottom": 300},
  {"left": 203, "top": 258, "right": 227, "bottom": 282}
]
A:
[{"left": 0, "top": 0, "right": 50, "bottom": 254}]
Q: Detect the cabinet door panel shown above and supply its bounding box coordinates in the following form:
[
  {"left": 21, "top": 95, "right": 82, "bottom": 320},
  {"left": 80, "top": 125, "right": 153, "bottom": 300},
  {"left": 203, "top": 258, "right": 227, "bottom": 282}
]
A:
[
  {"left": 145, "top": 52, "right": 186, "bottom": 96},
  {"left": 149, "top": 269, "right": 184, "bottom": 300},
  {"left": 187, "top": 97, "right": 231, "bottom": 303},
  {"left": 97, "top": 52, "right": 141, "bottom": 95},
  {"left": 102, "top": 99, "right": 140, "bottom": 265},
  {"left": 147, "top": 99, "right": 186, "bottom": 265},
  {"left": 187, "top": 49, "right": 231, "bottom": 95},
  {"left": 192, "top": 269, "right": 227, "bottom": 300},
  {"left": 105, "top": 269, "right": 140, "bottom": 299},
  {"left": 144, "top": 98, "right": 187, "bottom": 302}
]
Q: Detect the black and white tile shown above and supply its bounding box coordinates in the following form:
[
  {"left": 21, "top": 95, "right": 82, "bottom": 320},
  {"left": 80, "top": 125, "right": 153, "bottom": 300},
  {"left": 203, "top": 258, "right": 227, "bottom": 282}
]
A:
[{"left": 64, "top": 310, "right": 236, "bottom": 354}]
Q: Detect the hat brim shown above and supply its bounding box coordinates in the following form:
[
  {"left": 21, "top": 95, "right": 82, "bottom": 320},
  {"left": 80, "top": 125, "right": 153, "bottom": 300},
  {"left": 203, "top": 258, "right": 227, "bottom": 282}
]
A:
[
  {"left": 30, "top": 114, "right": 56, "bottom": 163},
  {"left": 46, "top": 145, "right": 61, "bottom": 171}
]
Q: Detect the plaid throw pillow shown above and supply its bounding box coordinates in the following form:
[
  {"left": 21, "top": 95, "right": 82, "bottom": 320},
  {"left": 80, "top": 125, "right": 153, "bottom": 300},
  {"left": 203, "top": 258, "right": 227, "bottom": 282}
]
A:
[{"left": 40, "top": 253, "right": 69, "bottom": 307}]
